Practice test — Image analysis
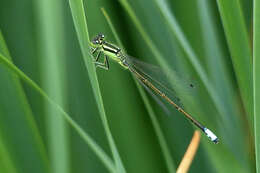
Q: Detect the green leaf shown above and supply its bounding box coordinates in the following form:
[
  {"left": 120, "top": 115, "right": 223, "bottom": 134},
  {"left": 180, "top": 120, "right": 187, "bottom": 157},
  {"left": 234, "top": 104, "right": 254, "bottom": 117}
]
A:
[
  {"left": 68, "top": 0, "right": 125, "bottom": 172},
  {"left": 0, "top": 0, "right": 255, "bottom": 172},
  {"left": 35, "top": 0, "right": 69, "bottom": 172},
  {"left": 118, "top": 0, "right": 252, "bottom": 172},
  {"left": 254, "top": 0, "right": 260, "bottom": 172},
  {"left": 0, "top": 48, "right": 116, "bottom": 173},
  {"left": 216, "top": 0, "right": 253, "bottom": 125},
  {"left": 0, "top": 31, "right": 50, "bottom": 173},
  {"left": 101, "top": 8, "right": 176, "bottom": 172}
]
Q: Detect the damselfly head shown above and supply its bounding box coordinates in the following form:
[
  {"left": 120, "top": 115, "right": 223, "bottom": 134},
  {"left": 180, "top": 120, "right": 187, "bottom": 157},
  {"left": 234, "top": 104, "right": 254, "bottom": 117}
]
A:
[{"left": 92, "top": 33, "right": 105, "bottom": 45}]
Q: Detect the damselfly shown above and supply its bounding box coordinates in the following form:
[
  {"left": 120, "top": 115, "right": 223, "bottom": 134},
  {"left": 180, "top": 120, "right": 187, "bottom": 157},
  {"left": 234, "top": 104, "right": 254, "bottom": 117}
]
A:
[{"left": 90, "top": 34, "right": 218, "bottom": 144}]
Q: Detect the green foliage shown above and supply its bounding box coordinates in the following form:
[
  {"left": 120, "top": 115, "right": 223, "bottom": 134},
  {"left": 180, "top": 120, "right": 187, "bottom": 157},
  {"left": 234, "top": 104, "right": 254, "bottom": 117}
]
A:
[
  {"left": 254, "top": 0, "right": 260, "bottom": 172},
  {"left": 0, "top": 0, "right": 255, "bottom": 172}
]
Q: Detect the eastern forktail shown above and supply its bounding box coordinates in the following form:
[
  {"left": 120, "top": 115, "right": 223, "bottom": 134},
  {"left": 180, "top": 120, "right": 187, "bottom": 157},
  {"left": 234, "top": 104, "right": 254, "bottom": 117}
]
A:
[{"left": 90, "top": 34, "right": 218, "bottom": 144}]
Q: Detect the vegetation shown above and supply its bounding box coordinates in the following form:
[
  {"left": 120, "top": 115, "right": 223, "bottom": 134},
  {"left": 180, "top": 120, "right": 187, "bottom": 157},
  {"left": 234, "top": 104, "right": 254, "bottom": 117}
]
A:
[{"left": 0, "top": 0, "right": 256, "bottom": 172}]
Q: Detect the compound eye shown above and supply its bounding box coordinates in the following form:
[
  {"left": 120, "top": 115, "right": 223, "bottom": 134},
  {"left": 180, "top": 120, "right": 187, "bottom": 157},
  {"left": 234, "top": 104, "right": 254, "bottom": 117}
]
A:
[
  {"left": 98, "top": 33, "right": 104, "bottom": 37},
  {"left": 101, "top": 34, "right": 105, "bottom": 38},
  {"left": 95, "top": 40, "right": 99, "bottom": 44}
]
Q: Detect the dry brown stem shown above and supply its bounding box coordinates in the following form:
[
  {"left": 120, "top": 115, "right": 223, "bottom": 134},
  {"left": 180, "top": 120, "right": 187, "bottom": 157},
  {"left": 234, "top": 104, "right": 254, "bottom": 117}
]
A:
[{"left": 176, "top": 130, "right": 201, "bottom": 173}]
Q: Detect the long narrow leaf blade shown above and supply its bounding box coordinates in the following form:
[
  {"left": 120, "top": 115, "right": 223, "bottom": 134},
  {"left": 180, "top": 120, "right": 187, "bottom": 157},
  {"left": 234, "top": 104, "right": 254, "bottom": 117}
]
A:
[
  {"left": 0, "top": 52, "right": 116, "bottom": 173},
  {"left": 101, "top": 8, "right": 176, "bottom": 172},
  {"left": 68, "top": 0, "right": 126, "bottom": 172},
  {"left": 35, "top": 0, "right": 69, "bottom": 172},
  {"left": 216, "top": 0, "right": 253, "bottom": 124},
  {"left": 254, "top": 0, "right": 260, "bottom": 172},
  {"left": 0, "top": 32, "right": 50, "bottom": 173}
]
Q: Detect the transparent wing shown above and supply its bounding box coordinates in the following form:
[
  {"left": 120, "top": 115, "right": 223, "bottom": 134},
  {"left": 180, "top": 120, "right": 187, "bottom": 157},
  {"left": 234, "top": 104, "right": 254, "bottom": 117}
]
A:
[
  {"left": 125, "top": 55, "right": 195, "bottom": 110},
  {"left": 136, "top": 76, "right": 171, "bottom": 115},
  {"left": 126, "top": 56, "right": 196, "bottom": 92}
]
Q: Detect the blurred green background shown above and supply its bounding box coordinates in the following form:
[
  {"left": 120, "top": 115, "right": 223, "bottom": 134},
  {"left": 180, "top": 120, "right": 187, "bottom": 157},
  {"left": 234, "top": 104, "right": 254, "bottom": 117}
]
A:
[{"left": 0, "top": 0, "right": 255, "bottom": 172}]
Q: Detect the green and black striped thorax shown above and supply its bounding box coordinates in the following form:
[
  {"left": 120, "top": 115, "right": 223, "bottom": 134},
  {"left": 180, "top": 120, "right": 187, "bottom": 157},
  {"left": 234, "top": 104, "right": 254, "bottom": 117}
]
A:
[
  {"left": 91, "top": 34, "right": 121, "bottom": 55},
  {"left": 91, "top": 33, "right": 129, "bottom": 67}
]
